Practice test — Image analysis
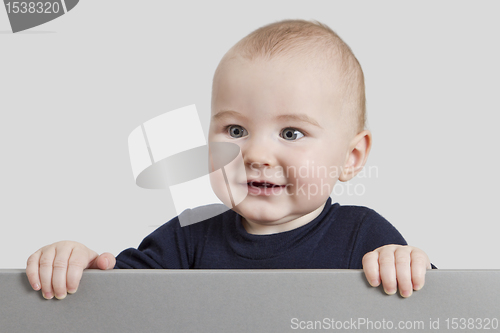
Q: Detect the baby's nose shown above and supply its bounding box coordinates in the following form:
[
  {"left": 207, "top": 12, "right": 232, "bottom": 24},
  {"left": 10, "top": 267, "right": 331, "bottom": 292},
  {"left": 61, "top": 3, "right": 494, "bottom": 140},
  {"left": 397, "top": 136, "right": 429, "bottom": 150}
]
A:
[{"left": 242, "top": 138, "right": 278, "bottom": 168}]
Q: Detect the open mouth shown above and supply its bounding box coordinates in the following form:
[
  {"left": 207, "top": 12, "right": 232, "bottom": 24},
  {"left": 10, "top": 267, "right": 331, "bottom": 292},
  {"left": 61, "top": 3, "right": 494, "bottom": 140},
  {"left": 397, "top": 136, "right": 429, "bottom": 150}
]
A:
[{"left": 247, "top": 181, "right": 284, "bottom": 188}]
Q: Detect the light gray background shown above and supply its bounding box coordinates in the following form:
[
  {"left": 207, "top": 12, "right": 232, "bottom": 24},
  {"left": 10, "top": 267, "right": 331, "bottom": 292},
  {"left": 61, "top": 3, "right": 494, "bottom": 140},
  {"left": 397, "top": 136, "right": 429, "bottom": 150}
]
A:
[{"left": 0, "top": 0, "right": 498, "bottom": 269}]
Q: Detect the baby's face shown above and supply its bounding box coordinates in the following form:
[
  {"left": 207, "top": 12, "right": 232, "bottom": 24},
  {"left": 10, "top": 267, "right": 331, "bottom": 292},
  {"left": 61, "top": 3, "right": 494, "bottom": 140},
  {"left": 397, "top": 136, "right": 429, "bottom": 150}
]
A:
[{"left": 209, "top": 56, "right": 352, "bottom": 233}]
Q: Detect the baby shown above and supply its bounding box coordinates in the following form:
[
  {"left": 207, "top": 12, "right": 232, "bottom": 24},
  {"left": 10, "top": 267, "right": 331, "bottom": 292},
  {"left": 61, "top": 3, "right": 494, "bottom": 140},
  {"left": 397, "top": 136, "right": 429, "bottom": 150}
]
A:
[{"left": 26, "top": 19, "right": 432, "bottom": 300}]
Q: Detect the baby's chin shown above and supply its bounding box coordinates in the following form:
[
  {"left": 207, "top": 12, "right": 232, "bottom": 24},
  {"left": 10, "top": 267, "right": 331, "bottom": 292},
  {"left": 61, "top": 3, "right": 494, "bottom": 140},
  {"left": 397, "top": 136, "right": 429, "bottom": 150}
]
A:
[
  {"left": 234, "top": 203, "right": 302, "bottom": 225},
  {"left": 233, "top": 203, "right": 284, "bottom": 223}
]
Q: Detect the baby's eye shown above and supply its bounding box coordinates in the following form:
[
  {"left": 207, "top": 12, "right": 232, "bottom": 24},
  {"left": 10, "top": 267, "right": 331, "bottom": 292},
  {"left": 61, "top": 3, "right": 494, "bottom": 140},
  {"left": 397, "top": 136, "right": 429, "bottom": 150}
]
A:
[
  {"left": 281, "top": 128, "right": 304, "bottom": 141},
  {"left": 227, "top": 125, "right": 248, "bottom": 138}
]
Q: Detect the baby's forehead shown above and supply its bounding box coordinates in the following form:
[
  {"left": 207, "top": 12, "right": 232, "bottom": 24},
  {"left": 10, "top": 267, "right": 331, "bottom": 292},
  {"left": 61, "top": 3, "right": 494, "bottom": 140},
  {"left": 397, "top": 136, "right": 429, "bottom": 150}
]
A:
[
  {"left": 214, "top": 53, "right": 345, "bottom": 103},
  {"left": 215, "top": 50, "right": 344, "bottom": 93}
]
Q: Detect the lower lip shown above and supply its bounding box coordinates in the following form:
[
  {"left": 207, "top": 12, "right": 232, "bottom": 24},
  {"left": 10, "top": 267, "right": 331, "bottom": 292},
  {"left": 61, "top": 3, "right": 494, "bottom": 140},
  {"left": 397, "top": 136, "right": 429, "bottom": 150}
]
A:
[{"left": 246, "top": 184, "right": 286, "bottom": 196}]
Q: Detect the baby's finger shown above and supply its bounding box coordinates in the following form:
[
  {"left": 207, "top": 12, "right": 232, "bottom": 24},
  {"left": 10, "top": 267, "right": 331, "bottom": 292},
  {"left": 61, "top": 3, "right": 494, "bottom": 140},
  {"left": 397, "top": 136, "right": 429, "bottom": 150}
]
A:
[
  {"left": 51, "top": 245, "right": 73, "bottom": 299},
  {"left": 362, "top": 251, "right": 381, "bottom": 287},
  {"left": 26, "top": 250, "right": 42, "bottom": 291},
  {"left": 95, "top": 252, "right": 116, "bottom": 270},
  {"left": 66, "top": 247, "right": 95, "bottom": 294},
  {"left": 395, "top": 247, "right": 413, "bottom": 297},
  {"left": 411, "top": 249, "right": 430, "bottom": 291},
  {"left": 38, "top": 247, "right": 56, "bottom": 299},
  {"left": 378, "top": 247, "right": 397, "bottom": 295}
]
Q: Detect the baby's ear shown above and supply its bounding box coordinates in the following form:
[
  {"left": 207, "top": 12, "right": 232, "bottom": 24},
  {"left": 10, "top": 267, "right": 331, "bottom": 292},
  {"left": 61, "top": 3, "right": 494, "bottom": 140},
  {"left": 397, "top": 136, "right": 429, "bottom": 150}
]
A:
[{"left": 339, "top": 130, "right": 372, "bottom": 182}]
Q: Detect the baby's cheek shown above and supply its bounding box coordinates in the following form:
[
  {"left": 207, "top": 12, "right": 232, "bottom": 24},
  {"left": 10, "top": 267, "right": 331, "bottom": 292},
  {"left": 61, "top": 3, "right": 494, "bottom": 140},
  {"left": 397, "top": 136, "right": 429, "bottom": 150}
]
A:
[
  {"left": 288, "top": 163, "right": 338, "bottom": 201},
  {"left": 224, "top": 152, "right": 248, "bottom": 206},
  {"left": 209, "top": 149, "right": 248, "bottom": 208}
]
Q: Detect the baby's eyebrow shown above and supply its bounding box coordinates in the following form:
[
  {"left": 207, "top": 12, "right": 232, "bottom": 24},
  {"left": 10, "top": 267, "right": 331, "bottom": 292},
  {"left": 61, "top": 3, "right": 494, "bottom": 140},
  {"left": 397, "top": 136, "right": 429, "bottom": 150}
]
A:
[
  {"left": 212, "top": 110, "right": 248, "bottom": 122},
  {"left": 276, "top": 114, "right": 322, "bottom": 128},
  {"left": 212, "top": 110, "right": 322, "bottom": 128}
]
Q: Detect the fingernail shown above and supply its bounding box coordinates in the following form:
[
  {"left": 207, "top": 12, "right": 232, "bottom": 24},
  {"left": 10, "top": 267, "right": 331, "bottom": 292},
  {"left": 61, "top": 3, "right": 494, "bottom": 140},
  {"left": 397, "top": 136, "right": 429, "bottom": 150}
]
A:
[
  {"left": 33, "top": 283, "right": 40, "bottom": 290},
  {"left": 68, "top": 288, "right": 77, "bottom": 294},
  {"left": 55, "top": 293, "right": 67, "bottom": 300},
  {"left": 104, "top": 258, "right": 109, "bottom": 268},
  {"left": 384, "top": 288, "right": 396, "bottom": 295},
  {"left": 400, "top": 289, "right": 412, "bottom": 298},
  {"left": 43, "top": 292, "right": 53, "bottom": 300},
  {"left": 414, "top": 284, "right": 422, "bottom": 291}
]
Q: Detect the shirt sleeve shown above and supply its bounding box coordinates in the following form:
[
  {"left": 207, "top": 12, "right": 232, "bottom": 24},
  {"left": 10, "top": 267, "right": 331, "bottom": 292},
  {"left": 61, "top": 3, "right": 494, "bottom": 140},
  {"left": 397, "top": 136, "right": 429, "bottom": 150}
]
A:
[
  {"left": 114, "top": 216, "right": 192, "bottom": 269},
  {"left": 348, "top": 208, "right": 407, "bottom": 269}
]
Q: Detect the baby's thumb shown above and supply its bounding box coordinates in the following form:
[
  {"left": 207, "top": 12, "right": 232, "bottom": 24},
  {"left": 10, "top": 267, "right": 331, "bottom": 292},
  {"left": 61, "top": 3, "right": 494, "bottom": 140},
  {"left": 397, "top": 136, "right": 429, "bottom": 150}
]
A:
[{"left": 95, "top": 252, "right": 116, "bottom": 270}]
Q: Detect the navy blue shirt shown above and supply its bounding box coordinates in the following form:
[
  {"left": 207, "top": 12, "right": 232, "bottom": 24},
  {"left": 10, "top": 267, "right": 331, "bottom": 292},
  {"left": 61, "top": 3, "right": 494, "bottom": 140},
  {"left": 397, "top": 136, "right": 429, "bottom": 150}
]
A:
[{"left": 115, "top": 198, "right": 407, "bottom": 269}]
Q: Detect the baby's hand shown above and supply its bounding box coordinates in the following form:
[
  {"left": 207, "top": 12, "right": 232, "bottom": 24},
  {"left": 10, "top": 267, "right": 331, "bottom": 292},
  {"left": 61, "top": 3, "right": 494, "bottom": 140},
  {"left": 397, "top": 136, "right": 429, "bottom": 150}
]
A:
[
  {"left": 362, "top": 244, "right": 431, "bottom": 298},
  {"left": 26, "top": 241, "right": 115, "bottom": 300}
]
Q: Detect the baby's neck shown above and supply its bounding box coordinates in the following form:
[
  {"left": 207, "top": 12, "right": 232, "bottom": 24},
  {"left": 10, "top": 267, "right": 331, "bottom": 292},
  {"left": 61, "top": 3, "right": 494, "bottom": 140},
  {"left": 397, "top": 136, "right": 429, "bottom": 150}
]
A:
[{"left": 241, "top": 204, "right": 325, "bottom": 235}]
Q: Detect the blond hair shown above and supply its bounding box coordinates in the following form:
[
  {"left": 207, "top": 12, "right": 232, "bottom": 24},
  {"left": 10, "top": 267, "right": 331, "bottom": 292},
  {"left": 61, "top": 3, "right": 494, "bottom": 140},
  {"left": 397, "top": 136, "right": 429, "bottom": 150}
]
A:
[{"left": 214, "top": 19, "right": 366, "bottom": 132}]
